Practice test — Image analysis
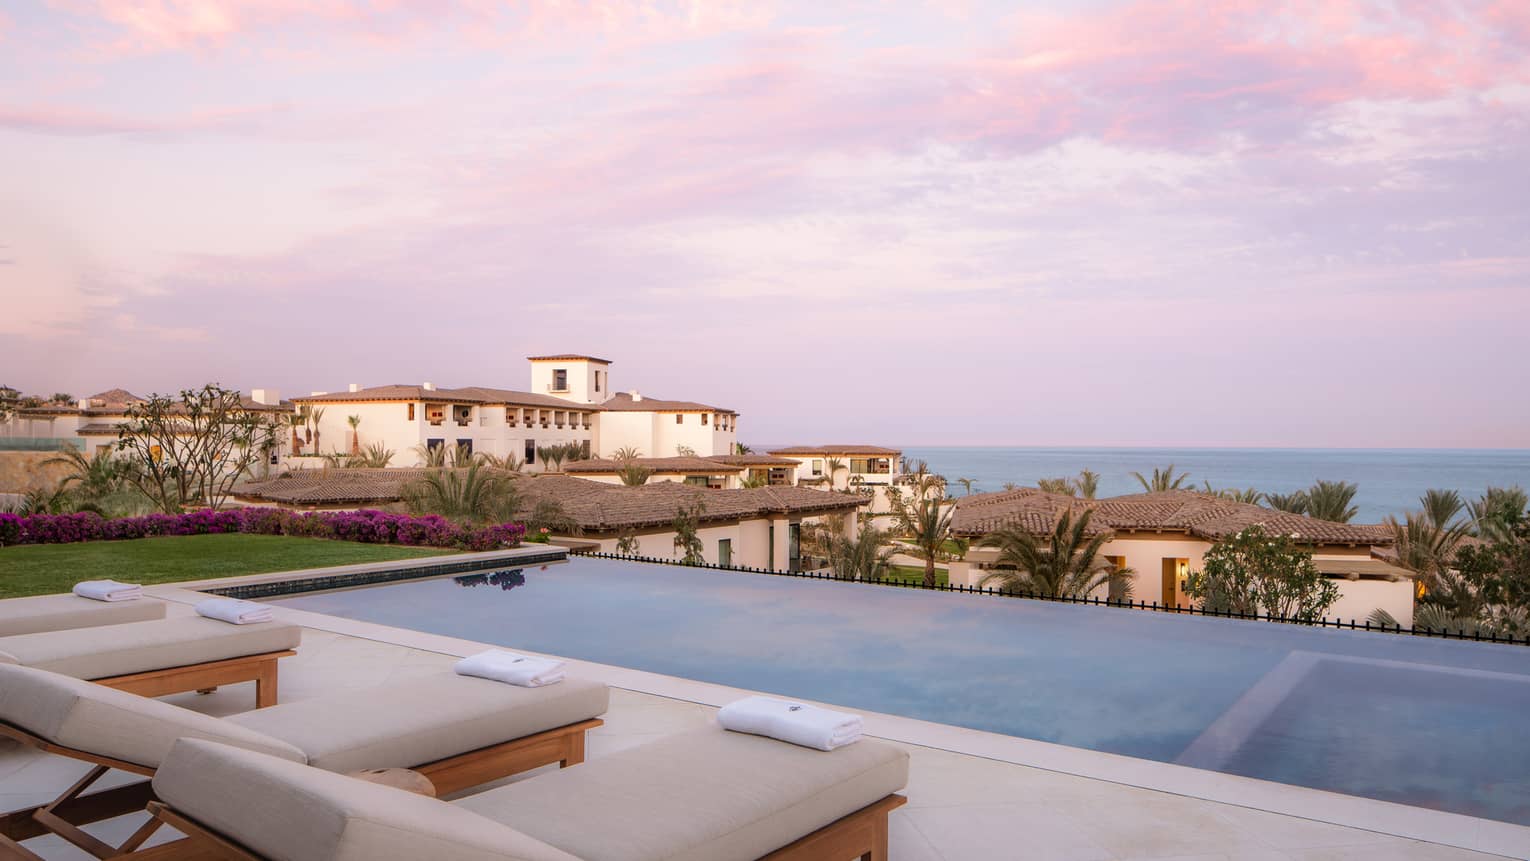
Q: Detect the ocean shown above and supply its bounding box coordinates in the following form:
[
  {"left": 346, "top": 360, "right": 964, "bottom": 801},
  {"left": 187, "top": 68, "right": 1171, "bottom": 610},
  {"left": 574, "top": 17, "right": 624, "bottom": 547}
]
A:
[{"left": 897, "top": 447, "right": 1530, "bottom": 524}]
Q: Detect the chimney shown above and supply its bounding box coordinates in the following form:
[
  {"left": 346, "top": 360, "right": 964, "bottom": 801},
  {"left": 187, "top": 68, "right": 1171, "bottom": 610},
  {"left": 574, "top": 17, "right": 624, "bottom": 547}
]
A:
[
  {"left": 77, "top": 398, "right": 89, "bottom": 410},
  {"left": 251, "top": 388, "right": 280, "bottom": 406},
  {"left": 348, "top": 383, "right": 361, "bottom": 393},
  {"left": 630, "top": 389, "right": 642, "bottom": 402},
  {"left": 422, "top": 382, "right": 436, "bottom": 391}
]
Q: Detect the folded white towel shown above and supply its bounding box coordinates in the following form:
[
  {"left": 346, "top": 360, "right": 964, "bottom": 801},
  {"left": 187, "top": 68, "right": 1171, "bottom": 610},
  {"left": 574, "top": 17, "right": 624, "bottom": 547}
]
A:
[
  {"left": 195, "top": 598, "right": 273, "bottom": 625},
  {"left": 717, "top": 696, "right": 864, "bottom": 751},
  {"left": 72, "top": 580, "right": 143, "bottom": 602},
  {"left": 454, "top": 649, "right": 566, "bottom": 688}
]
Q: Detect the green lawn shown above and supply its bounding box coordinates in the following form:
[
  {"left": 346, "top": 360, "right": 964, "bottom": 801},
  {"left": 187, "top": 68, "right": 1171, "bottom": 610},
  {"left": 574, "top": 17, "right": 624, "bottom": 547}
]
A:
[
  {"left": 884, "top": 565, "right": 950, "bottom": 587},
  {"left": 0, "top": 534, "right": 453, "bottom": 598},
  {"left": 893, "top": 538, "right": 967, "bottom": 557}
]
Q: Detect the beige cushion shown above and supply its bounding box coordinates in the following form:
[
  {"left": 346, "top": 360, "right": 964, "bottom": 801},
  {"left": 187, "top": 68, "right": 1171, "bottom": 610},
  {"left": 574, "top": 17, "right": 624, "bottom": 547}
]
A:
[
  {"left": 229, "top": 673, "right": 609, "bottom": 773},
  {"left": 0, "top": 616, "right": 300, "bottom": 680},
  {"left": 154, "top": 738, "right": 582, "bottom": 861},
  {"left": 460, "top": 728, "right": 910, "bottom": 861},
  {"left": 0, "top": 664, "right": 305, "bottom": 768},
  {"left": 0, "top": 594, "right": 166, "bottom": 637}
]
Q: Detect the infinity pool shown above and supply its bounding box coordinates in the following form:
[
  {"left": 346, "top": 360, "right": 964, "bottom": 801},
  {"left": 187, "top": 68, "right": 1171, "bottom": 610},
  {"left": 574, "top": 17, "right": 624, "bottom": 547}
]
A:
[{"left": 275, "top": 557, "right": 1530, "bottom": 825}]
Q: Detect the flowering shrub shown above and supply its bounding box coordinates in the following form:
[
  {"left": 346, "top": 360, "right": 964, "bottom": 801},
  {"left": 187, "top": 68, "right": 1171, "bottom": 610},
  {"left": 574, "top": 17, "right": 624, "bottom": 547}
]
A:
[{"left": 0, "top": 508, "right": 525, "bottom": 552}]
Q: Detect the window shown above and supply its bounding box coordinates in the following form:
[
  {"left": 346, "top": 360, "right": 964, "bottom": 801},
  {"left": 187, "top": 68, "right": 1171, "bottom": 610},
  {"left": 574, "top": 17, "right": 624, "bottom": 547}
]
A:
[
  {"left": 456, "top": 439, "right": 473, "bottom": 455},
  {"left": 768, "top": 525, "right": 774, "bottom": 570},
  {"left": 675, "top": 414, "right": 684, "bottom": 424},
  {"left": 552, "top": 369, "right": 568, "bottom": 392},
  {"left": 718, "top": 539, "right": 732, "bottom": 568},
  {"left": 525, "top": 439, "right": 536, "bottom": 463},
  {"left": 594, "top": 371, "right": 602, "bottom": 392},
  {"left": 407, "top": 403, "right": 416, "bottom": 421},
  {"left": 426, "top": 404, "right": 445, "bottom": 426},
  {"left": 701, "top": 413, "right": 708, "bottom": 426},
  {"left": 685, "top": 476, "right": 710, "bottom": 487},
  {"left": 580, "top": 440, "right": 591, "bottom": 458},
  {"left": 426, "top": 438, "right": 444, "bottom": 451},
  {"left": 788, "top": 523, "right": 801, "bottom": 573},
  {"left": 811, "top": 459, "right": 823, "bottom": 476},
  {"left": 555, "top": 410, "right": 565, "bottom": 428}
]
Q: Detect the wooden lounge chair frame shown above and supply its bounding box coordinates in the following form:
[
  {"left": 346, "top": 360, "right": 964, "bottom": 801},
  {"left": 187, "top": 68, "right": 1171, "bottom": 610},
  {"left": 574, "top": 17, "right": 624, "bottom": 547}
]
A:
[
  {"left": 0, "top": 717, "right": 602, "bottom": 861},
  {"left": 136, "top": 792, "right": 907, "bottom": 861},
  {"left": 94, "top": 650, "right": 296, "bottom": 709}
]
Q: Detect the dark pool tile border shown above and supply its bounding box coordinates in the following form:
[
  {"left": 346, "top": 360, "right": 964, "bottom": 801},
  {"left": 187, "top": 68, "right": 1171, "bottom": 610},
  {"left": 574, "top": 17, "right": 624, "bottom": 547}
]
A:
[{"left": 204, "top": 550, "right": 568, "bottom": 599}]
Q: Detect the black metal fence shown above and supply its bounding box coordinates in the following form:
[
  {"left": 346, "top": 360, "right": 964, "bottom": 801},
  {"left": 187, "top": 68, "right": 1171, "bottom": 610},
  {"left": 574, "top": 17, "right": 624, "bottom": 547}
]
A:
[{"left": 572, "top": 550, "right": 1530, "bottom": 647}]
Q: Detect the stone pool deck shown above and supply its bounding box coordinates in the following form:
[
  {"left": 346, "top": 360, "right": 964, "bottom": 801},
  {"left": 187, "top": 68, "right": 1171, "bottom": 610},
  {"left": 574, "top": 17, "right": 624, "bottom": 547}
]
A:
[{"left": 1, "top": 584, "right": 1524, "bottom": 860}]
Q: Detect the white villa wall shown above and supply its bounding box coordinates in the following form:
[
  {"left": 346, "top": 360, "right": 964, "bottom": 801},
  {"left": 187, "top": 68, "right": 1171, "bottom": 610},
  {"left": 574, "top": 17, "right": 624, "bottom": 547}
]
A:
[
  {"left": 591, "top": 523, "right": 744, "bottom": 565},
  {"left": 294, "top": 400, "right": 592, "bottom": 469},
  {"left": 653, "top": 412, "right": 732, "bottom": 457},
  {"left": 958, "top": 535, "right": 1413, "bottom": 623},
  {"left": 595, "top": 411, "right": 658, "bottom": 458},
  {"left": 1322, "top": 577, "right": 1416, "bottom": 626}
]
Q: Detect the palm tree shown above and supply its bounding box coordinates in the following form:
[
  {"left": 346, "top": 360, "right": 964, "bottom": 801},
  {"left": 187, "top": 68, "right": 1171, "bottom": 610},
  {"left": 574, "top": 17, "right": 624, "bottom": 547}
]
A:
[
  {"left": 1264, "top": 490, "right": 1309, "bottom": 514},
  {"left": 1468, "top": 486, "right": 1528, "bottom": 541},
  {"left": 827, "top": 527, "right": 898, "bottom": 581},
  {"left": 347, "top": 415, "right": 362, "bottom": 455},
  {"left": 42, "top": 447, "right": 125, "bottom": 500},
  {"left": 822, "top": 457, "right": 845, "bottom": 489},
  {"left": 286, "top": 413, "right": 305, "bottom": 455},
  {"left": 298, "top": 406, "right": 314, "bottom": 446},
  {"left": 956, "top": 477, "right": 975, "bottom": 496},
  {"left": 353, "top": 442, "right": 394, "bottom": 468},
  {"left": 1132, "top": 465, "right": 1189, "bottom": 492},
  {"left": 1305, "top": 480, "right": 1358, "bottom": 523},
  {"left": 401, "top": 460, "right": 508, "bottom": 523},
  {"left": 617, "top": 461, "right": 653, "bottom": 486},
  {"left": 1419, "top": 488, "right": 1465, "bottom": 530},
  {"left": 477, "top": 452, "right": 523, "bottom": 472},
  {"left": 1001, "top": 481, "right": 1020, "bottom": 492},
  {"left": 978, "top": 510, "right": 1131, "bottom": 598},
  {"left": 904, "top": 498, "right": 954, "bottom": 587},
  {"left": 1074, "top": 469, "right": 1101, "bottom": 499},
  {"left": 413, "top": 442, "right": 450, "bottom": 468},
  {"left": 1385, "top": 511, "right": 1470, "bottom": 601},
  {"left": 1199, "top": 481, "right": 1261, "bottom": 504},
  {"left": 1037, "top": 477, "right": 1075, "bottom": 495},
  {"left": 739, "top": 471, "right": 768, "bottom": 489},
  {"left": 733, "top": 442, "right": 753, "bottom": 455},
  {"left": 612, "top": 446, "right": 642, "bottom": 461}
]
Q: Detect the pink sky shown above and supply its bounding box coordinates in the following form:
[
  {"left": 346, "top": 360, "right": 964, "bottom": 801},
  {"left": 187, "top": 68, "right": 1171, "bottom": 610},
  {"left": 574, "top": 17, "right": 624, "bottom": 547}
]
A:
[{"left": 3, "top": 0, "right": 1528, "bottom": 447}]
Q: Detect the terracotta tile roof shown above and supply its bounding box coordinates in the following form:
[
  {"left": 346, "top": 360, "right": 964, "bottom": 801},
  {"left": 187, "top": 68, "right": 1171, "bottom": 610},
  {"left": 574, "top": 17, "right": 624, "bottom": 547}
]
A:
[
  {"left": 708, "top": 454, "right": 800, "bottom": 467},
  {"left": 75, "top": 422, "right": 125, "bottom": 436},
  {"left": 236, "top": 470, "right": 866, "bottom": 528},
  {"left": 564, "top": 456, "right": 744, "bottom": 474},
  {"left": 513, "top": 478, "right": 866, "bottom": 531},
  {"left": 951, "top": 488, "right": 1393, "bottom": 546},
  {"left": 526, "top": 354, "right": 613, "bottom": 364},
  {"left": 767, "top": 445, "right": 902, "bottom": 456},
  {"left": 235, "top": 469, "right": 431, "bottom": 504},
  {"left": 599, "top": 392, "right": 735, "bottom": 414}
]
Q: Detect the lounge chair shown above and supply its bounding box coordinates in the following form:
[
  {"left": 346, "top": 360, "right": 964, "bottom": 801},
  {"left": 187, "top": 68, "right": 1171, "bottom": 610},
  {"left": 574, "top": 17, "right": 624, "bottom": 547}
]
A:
[
  {"left": 0, "top": 616, "right": 300, "bottom": 707},
  {"left": 141, "top": 728, "right": 909, "bottom": 861},
  {"left": 0, "top": 593, "right": 167, "bottom": 637},
  {"left": 0, "top": 664, "right": 609, "bottom": 859}
]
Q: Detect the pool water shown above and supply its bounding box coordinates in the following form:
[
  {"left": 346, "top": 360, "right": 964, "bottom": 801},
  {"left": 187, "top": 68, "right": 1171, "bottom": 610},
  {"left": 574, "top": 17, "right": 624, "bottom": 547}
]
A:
[{"left": 275, "top": 557, "right": 1530, "bottom": 825}]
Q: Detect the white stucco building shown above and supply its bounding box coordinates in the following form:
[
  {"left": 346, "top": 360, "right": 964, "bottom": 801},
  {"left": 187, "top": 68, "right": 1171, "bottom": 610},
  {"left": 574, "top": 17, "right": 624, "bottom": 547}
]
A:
[
  {"left": 290, "top": 355, "right": 738, "bottom": 469},
  {"left": 947, "top": 488, "right": 1415, "bottom": 626},
  {"left": 0, "top": 388, "right": 289, "bottom": 454}
]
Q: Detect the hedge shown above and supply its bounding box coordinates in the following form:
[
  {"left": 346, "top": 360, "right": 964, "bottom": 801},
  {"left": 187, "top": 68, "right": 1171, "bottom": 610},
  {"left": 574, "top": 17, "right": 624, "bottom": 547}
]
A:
[{"left": 0, "top": 508, "right": 525, "bottom": 553}]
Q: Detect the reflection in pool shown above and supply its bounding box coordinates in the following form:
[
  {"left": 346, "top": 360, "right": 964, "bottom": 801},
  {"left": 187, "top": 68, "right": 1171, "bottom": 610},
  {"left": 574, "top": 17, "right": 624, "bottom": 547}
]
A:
[{"left": 277, "top": 557, "right": 1530, "bottom": 825}]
